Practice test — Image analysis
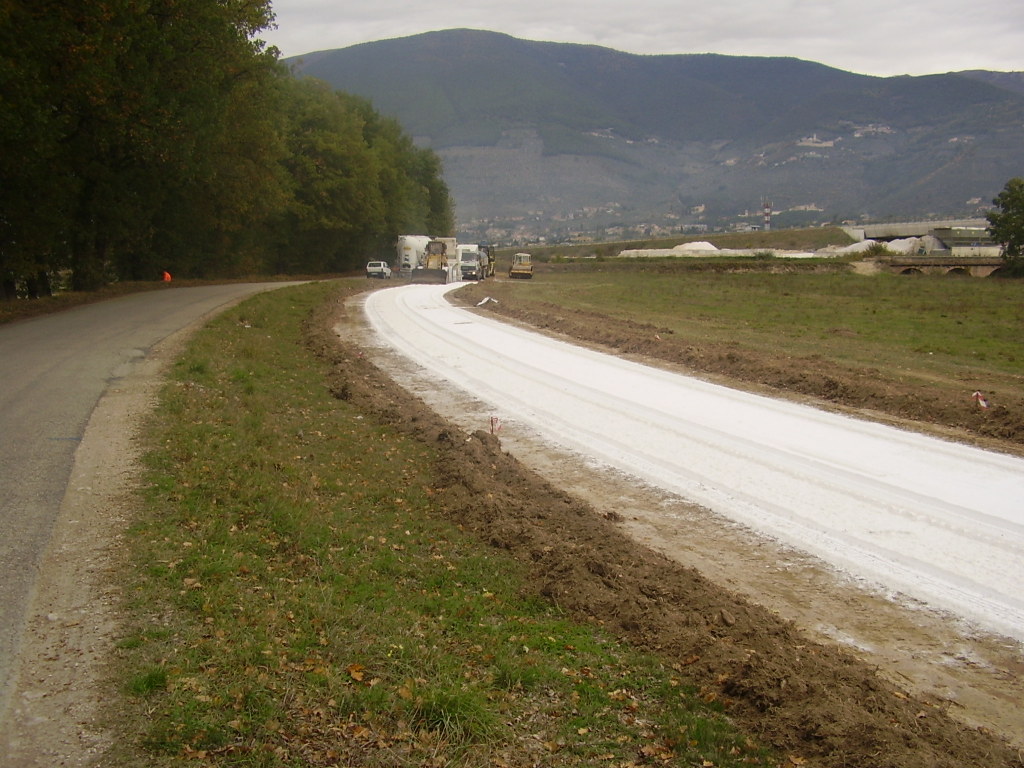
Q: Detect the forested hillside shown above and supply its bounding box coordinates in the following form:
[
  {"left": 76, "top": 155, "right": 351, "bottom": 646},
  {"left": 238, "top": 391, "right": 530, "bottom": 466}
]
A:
[
  {"left": 289, "top": 30, "right": 1024, "bottom": 240},
  {"left": 0, "top": 1, "right": 453, "bottom": 298}
]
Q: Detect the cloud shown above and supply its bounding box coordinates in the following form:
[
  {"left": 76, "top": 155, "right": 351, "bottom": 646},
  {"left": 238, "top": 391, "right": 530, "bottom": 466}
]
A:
[{"left": 263, "top": 0, "right": 1024, "bottom": 76}]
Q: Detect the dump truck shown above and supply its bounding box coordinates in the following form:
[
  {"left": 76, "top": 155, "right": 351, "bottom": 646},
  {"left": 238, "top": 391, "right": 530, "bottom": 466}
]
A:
[
  {"left": 509, "top": 252, "right": 533, "bottom": 279},
  {"left": 458, "top": 247, "right": 484, "bottom": 280},
  {"left": 455, "top": 243, "right": 478, "bottom": 280}
]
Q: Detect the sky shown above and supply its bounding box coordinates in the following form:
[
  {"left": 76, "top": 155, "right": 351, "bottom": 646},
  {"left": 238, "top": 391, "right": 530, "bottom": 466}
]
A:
[{"left": 260, "top": 0, "right": 1024, "bottom": 78}]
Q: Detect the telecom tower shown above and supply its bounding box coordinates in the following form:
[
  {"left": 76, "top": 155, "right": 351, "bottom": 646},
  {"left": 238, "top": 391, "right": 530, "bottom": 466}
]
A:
[{"left": 761, "top": 197, "right": 773, "bottom": 231}]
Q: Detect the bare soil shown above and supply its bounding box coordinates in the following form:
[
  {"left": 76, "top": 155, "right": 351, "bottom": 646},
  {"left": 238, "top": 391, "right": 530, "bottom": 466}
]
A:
[{"left": 3, "top": 279, "right": 1022, "bottom": 768}]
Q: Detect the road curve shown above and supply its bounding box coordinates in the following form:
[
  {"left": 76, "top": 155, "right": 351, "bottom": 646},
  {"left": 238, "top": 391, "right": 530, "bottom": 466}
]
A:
[
  {"left": 364, "top": 283, "right": 1024, "bottom": 641},
  {"left": 0, "top": 282, "right": 297, "bottom": 724}
]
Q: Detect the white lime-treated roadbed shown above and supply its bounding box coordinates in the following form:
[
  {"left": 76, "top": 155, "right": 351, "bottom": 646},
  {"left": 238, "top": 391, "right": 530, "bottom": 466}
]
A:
[{"left": 363, "top": 283, "right": 1024, "bottom": 641}]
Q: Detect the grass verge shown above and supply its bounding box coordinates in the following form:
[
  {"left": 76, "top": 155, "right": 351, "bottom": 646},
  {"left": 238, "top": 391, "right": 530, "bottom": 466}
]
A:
[
  {"left": 471, "top": 267, "right": 1023, "bottom": 380},
  {"left": 109, "top": 281, "right": 776, "bottom": 767}
]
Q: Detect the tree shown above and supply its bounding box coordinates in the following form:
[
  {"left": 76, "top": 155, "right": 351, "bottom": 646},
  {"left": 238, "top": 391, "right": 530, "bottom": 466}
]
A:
[
  {"left": 1, "top": 1, "right": 452, "bottom": 290},
  {"left": 987, "top": 177, "right": 1024, "bottom": 275},
  {"left": 0, "top": 0, "right": 283, "bottom": 289},
  {"left": 0, "top": 0, "right": 79, "bottom": 293},
  {"left": 271, "top": 78, "right": 454, "bottom": 273}
]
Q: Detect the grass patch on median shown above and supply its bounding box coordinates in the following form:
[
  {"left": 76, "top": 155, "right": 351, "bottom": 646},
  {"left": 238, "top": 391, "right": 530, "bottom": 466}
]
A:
[{"left": 109, "top": 280, "right": 775, "bottom": 767}]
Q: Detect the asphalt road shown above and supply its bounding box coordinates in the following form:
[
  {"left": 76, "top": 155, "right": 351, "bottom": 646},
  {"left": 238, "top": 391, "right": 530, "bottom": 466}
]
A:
[{"left": 0, "top": 282, "right": 294, "bottom": 723}]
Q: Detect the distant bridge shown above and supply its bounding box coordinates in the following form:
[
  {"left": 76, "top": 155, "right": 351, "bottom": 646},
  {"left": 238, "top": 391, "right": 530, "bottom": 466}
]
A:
[
  {"left": 844, "top": 219, "right": 1007, "bottom": 277},
  {"left": 865, "top": 254, "right": 1006, "bottom": 277},
  {"left": 844, "top": 218, "right": 990, "bottom": 241}
]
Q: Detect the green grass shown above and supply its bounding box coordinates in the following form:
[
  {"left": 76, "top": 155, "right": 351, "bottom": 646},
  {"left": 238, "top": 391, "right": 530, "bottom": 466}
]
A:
[
  {"left": 475, "top": 267, "right": 1024, "bottom": 383},
  {"left": 500, "top": 226, "right": 856, "bottom": 262},
  {"left": 109, "top": 281, "right": 776, "bottom": 767}
]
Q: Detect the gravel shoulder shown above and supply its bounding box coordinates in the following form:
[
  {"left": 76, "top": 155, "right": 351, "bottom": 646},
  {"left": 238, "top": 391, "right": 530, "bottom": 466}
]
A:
[{"left": 0, "top": 324, "right": 191, "bottom": 767}]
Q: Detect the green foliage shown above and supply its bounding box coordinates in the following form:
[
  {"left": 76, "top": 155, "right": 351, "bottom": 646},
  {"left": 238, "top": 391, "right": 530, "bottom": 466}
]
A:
[
  {"left": 987, "top": 177, "right": 1024, "bottom": 275},
  {"left": 128, "top": 667, "right": 169, "bottom": 697},
  {"left": 863, "top": 241, "right": 896, "bottom": 258},
  {"left": 0, "top": 2, "right": 452, "bottom": 290},
  {"left": 269, "top": 80, "right": 454, "bottom": 273}
]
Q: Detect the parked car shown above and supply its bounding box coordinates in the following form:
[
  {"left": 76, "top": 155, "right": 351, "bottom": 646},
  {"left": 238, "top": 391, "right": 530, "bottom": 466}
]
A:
[{"left": 366, "top": 261, "right": 392, "bottom": 279}]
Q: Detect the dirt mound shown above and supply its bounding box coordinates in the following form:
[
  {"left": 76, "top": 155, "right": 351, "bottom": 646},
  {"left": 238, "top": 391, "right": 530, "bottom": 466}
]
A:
[{"left": 308, "top": 286, "right": 1023, "bottom": 768}]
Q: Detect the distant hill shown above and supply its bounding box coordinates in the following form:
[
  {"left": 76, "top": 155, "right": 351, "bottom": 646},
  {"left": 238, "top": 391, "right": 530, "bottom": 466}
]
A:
[{"left": 286, "top": 29, "right": 1024, "bottom": 242}]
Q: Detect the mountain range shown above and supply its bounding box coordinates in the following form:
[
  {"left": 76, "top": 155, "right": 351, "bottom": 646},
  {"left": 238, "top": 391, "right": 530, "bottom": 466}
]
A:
[{"left": 285, "top": 29, "right": 1024, "bottom": 243}]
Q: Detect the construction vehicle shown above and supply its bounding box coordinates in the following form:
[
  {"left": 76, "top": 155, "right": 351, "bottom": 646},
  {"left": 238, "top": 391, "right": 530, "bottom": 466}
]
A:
[
  {"left": 509, "top": 252, "right": 533, "bottom": 279},
  {"left": 459, "top": 249, "right": 483, "bottom": 280},
  {"left": 395, "top": 235, "right": 432, "bottom": 276},
  {"left": 478, "top": 244, "right": 496, "bottom": 277},
  {"left": 455, "top": 243, "right": 478, "bottom": 280},
  {"left": 411, "top": 236, "right": 457, "bottom": 283}
]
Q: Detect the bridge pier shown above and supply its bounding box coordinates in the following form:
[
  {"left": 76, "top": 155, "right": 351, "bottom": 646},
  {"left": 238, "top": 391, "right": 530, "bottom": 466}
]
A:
[{"left": 853, "top": 259, "right": 1004, "bottom": 277}]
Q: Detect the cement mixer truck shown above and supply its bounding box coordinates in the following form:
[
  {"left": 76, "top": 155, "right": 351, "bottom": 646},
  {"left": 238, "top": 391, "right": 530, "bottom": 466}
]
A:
[{"left": 396, "top": 235, "right": 432, "bottom": 276}]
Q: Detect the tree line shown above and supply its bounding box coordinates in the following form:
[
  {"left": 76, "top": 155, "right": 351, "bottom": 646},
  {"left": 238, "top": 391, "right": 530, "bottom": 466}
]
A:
[{"left": 0, "top": 0, "right": 454, "bottom": 298}]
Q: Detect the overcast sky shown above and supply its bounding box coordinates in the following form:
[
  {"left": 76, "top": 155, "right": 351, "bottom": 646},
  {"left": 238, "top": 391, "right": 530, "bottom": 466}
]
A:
[{"left": 260, "top": 0, "right": 1024, "bottom": 77}]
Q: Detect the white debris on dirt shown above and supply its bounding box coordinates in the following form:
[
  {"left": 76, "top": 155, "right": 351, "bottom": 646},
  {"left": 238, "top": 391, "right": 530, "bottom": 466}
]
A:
[
  {"left": 620, "top": 240, "right": 822, "bottom": 258},
  {"left": 833, "top": 239, "right": 879, "bottom": 253},
  {"left": 885, "top": 237, "right": 922, "bottom": 253},
  {"left": 674, "top": 241, "right": 718, "bottom": 251},
  {"left": 619, "top": 241, "right": 720, "bottom": 257}
]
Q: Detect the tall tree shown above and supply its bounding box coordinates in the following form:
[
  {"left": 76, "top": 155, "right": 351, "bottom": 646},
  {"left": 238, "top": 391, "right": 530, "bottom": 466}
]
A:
[
  {"left": 987, "top": 177, "right": 1024, "bottom": 275},
  {"left": 348, "top": 95, "right": 455, "bottom": 244},
  {"left": 0, "top": 0, "right": 282, "bottom": 288},
  {"left": 0, "top": 0, "right": 79, "bottom": 294},
  {"left": 275, "top": 79, "right": 397, "bottom": 273},
  {"left": 417, "top": 150, "right": 456, "bottom": 237},
  {"left": 271, "top": 78, "right": 455, "bottom": 273}
]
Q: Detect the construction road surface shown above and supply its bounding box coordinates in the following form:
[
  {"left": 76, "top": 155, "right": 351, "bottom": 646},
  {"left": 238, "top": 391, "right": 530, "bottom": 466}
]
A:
[{"left": 363, "top": 282, "right": 1024, "bottom": 643}]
